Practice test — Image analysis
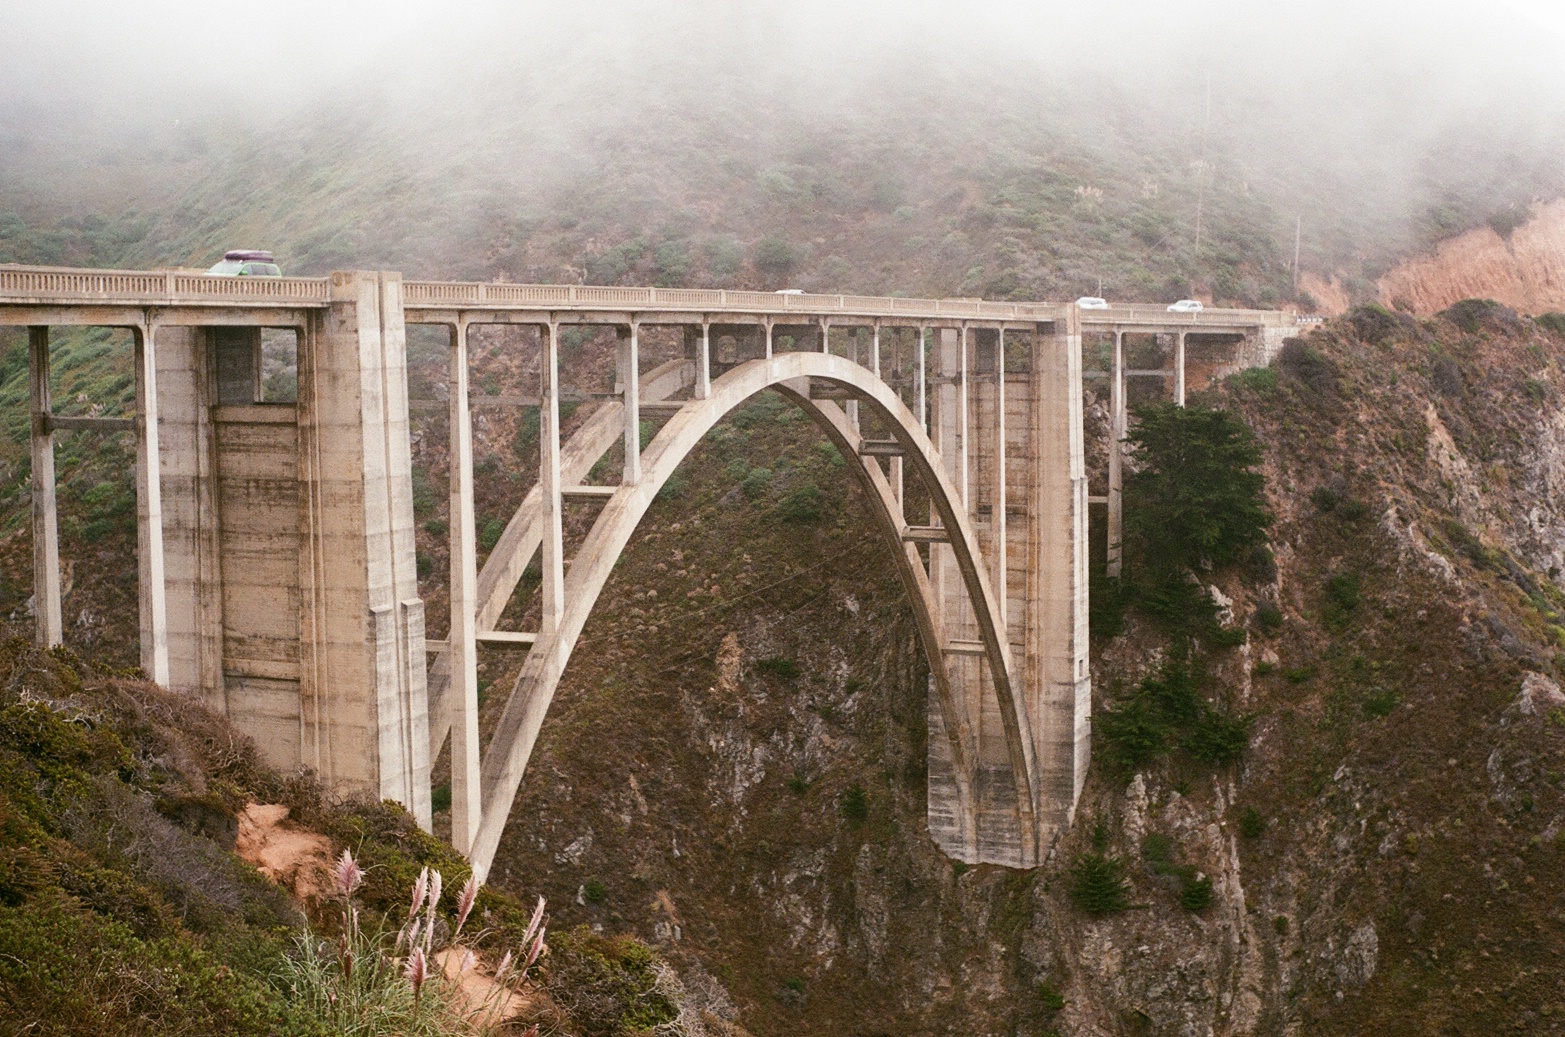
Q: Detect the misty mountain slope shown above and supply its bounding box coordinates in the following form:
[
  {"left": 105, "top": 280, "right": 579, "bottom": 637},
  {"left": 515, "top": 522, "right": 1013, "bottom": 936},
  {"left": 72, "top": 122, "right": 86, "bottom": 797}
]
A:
[
  {"left": 459, "top": 306, "right": 1565, "bottom": 1037},
  {"left": 4, "top": 51, "right": 1562, "bottom": 309}
]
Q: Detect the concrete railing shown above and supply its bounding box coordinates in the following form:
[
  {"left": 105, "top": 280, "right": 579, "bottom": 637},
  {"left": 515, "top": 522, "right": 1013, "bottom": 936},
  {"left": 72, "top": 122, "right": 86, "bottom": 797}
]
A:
[
  {"left": 0, "top": 264, "right": 329, "bottom": 306},
  {"left": 1, "top": 263, "right": 1297, "bottom": 330},
  {"left": 402, "top": 280, "right": 1060, "bottom": 322},
  {"left": 1079, "top": 303, "right": 1297, "bottom": 328}
]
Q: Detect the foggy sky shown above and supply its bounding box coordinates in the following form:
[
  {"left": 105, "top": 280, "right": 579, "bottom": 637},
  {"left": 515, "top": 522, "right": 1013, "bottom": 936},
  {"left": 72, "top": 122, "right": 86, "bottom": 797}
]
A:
[{"left": 3, "top": 0, "right": 1562, "bottom": 126}]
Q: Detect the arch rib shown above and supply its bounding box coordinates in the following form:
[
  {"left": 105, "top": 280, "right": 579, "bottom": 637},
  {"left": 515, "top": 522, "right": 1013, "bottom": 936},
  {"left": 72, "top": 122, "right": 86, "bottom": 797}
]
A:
[
  {"left": 424, "top": 358, "right": 695, "bottom": 753},
  {"left": 467, "top": 352, "right": 1037, "bottom": 880}
]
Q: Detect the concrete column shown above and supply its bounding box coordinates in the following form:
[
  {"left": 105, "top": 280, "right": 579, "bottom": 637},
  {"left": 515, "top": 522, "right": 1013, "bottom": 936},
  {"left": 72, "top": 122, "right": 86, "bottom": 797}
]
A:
[
  {"left": 156, "top": 326, "right": 223, "bottom": 708},
  {"left": 696, "top": 322, "right": 711, "bottom": 400},
  {"left": 1176, "top": 331, "right": 1187, "bottom": 406},
  {"left": 134, "top": 323, "right": 171, "bottom": 685},
  {"left": 764, "top": 319, "right": 773, "bottom": 360},
  {"left": 447, "top": 320, "right": 482, "bottom": 852},
  {"left": 539, "top": 322, "right": 566, "bottom": 635},
  {"left": 1107, "top": 329, "right": 1125, "bottom": 579},
  {"left": 1027, "top": 311, "right": 1091, "bottom": 843},
  {"left": 297, "top": 271, "right": 429, "bottom": 827},
  {"left": 844, "top": 324, "right": 861, "bottom": 435},
  {"left": 28, "top": 327, "right": 61, "bottom": 647},
  {"left": 916, "top": 326, "right": 928, "bottom": 433},
  {"left": 958, "top": 325, "right": 969, "bottom": 507},
  {"left": 618, "top": 324, "right": 641, "bottom": 484},
  {"left": 992, "top": 329, "right": 1007, "bottom": 630},
  {"left": 884, "top": 325, "right": 903, "bottom": 515}
]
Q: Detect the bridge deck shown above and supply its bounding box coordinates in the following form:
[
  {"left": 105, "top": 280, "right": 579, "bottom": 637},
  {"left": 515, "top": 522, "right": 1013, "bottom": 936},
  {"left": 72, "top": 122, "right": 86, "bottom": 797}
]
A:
[{"left": 1, "top": 263, "right": 1300, "bottom": 332}]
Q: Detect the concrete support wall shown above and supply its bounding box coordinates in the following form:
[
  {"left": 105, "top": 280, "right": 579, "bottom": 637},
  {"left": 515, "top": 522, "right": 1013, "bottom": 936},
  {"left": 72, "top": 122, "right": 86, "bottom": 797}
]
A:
[
  {"left": 927, "top": 317, "right": 1090, "bottom": 865},
  {"left": 297, "top": 271, "right": 429, "bottom": 823},
  {"left": 1029, "top": 313, "right": 1091, "bottom": 824},
  {"left": 153, "top": 277, "right": 431, "bottom": 826}
]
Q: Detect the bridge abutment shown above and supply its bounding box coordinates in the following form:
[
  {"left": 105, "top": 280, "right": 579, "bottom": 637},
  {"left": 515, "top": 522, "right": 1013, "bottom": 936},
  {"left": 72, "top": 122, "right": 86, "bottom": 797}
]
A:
[{"left": 157, "top": 272, "right": 430, "bottom": 824}]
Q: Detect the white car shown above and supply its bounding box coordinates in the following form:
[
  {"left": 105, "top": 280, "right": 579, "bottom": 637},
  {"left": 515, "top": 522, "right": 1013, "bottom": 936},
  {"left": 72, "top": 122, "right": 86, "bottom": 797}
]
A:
[
  {"left": 1166, "top": 299, "right": 1204, "bottom": 313},
  {"left": 206, "top": 249, "right": 282, "bottom": 277},
  {"left": 1076, "top": 297, "right": 1110, "bottom": 310}
]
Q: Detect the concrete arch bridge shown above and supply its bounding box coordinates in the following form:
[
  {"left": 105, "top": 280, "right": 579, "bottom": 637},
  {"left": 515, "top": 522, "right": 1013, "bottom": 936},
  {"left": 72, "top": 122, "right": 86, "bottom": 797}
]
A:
[{"left": 0, "top": 265, "right": 1299, "bottom": 879}]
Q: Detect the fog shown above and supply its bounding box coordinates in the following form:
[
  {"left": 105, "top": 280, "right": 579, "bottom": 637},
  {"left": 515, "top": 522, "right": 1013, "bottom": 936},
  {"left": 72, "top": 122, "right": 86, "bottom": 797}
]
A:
[{"left": 4, "top": 0, "right": 1562, "bottom": 126}]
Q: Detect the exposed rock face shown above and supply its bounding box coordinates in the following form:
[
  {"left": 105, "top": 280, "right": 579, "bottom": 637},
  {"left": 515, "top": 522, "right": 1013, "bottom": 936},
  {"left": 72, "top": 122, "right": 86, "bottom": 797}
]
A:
[{"left": 1377, "top": 198, "right": 1565, "bottom": 315}]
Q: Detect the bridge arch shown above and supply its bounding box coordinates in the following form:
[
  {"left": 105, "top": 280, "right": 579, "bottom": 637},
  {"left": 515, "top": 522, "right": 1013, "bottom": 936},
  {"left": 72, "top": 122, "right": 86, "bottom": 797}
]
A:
[{"left": 468, "top": 350, "right": 1038, "bottom": 879}]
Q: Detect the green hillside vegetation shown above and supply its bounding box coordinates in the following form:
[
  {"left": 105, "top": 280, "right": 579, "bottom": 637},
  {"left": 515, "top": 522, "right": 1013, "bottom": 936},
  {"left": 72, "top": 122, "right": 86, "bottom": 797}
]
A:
[{"left": 0, "top": 637, "right": 688, "bottom": 1036}]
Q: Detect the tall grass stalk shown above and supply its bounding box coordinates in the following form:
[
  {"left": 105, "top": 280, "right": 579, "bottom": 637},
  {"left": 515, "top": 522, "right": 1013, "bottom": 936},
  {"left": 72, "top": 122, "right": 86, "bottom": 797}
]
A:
[{"left": 277, "top": 850, "right": 548, "bottom": 1036}]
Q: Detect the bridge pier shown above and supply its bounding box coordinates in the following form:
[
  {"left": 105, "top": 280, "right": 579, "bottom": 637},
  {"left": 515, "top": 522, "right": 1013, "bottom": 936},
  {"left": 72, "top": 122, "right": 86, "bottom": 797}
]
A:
[
  {"left": 27, "top": 327, "right": 62, "bottom": 647},
  {"left": 154, "top": 272, "right": 430, "bottom": 824},
  {"left": 926, "top": 314, "right": 1089, "bottom": 866}
]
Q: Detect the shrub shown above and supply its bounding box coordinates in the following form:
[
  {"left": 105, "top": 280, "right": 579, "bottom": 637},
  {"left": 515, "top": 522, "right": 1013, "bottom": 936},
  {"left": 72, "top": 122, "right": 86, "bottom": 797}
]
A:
[
  {"left": 1097, "top": 662, "right": 1250, "bottom": 774},
  {"left": 410, "top": 468, "right": 438, "bottom": 517},
  {"left": 740, "top": 467, "right": 773, "bottom": 500},
  {"left": 1096, "top": 693, "right": 1166, "bottom": 772},
  {"left": 544, "top": 928, "right": 676, "bottom": 1037},
  {"left": 753, "top": 236, "right": 799, "bottom": 279},
  {"left": 1311, "top": 485, "right": 1339, "bottom": 512},
  {"left": 1347, "top": 304, "right": 1412, "bottom": 345},
  {"left": 1089, "top": 572, "right": 1128, "bottom": 639},
  {"left": 1067, "top": 852, "right": 1132, "bottom": 915},
  {"left": 654, "top": 474, "right": 686, "bottom": 503},
  {"left": 1228, "top": 366, "right": 1277, "bottom": 392},
  {"left": 1441, "top": 298, "right": 1522, "bottom": 335},
  {"left": 1336, "top": 498, "right": 1371, "bottom": 522},
  {"left": 1363, "top": 687, "right": 1399, "bottom": 718},
  {"left": 1244, "top": 544, "right": 1278, "bottom": 584},
  {"left": 1254, "top": 605, "right": 1283, "bottom": 631},
  {"left": 1537, "top": 312, "right": 1565, "bottom": 337},
  {"left": 479, "top": 518, "right": 506, "bottom": 552},
  {"left": 1036, "top": 981, "right": 1067, "bottom": 1011},
  {"left": 839, "top": 784, "right": 869, "bottom": 823},
  {"left": 1179, "top": 874, "right": 1213, "bottom": 911},
  {"left": 1239, "top": 806, "right": 1265, "bottom": 839},
  {"left": 1323, "top": 570, "right": 1363, "bottom": 629},
  {"left": 754, "top": 656, "right": 799, "bottom": 679},
  {"left": 1182, "top": 709, "right": 1251, "bottom": 764},
  {"left": 777, "top": 482, "right": 823, "bottom": 523},
  {"left": 651, "top": 240, "right": 690, "bottom": 287},
  {"left": 1277, "top": 339, "right": 1339, "bottom": 397},
  {"left": 0, "top": 894, "right": 329, "bottom": 1037},
  {"left": 583, "top": 879, "right": 607, "bottom": 904}
]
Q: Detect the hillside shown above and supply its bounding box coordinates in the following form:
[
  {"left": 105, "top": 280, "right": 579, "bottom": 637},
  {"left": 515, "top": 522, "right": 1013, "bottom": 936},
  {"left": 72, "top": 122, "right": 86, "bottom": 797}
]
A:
[{"left": 3, "top": 60, "right": 1562, "bottom": 311}]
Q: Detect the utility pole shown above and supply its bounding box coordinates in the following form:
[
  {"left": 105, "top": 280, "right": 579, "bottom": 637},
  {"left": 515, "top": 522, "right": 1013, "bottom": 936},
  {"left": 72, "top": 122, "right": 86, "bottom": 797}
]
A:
[{"left": 1292, "top": 214, "right": 1303, "bottom": 294}]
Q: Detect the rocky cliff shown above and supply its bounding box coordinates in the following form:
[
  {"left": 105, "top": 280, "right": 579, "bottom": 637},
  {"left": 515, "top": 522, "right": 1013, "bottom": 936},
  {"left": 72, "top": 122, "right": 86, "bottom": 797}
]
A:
[{"left": 1378, "top": 199, "right": 1565, "bottom": 316}]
